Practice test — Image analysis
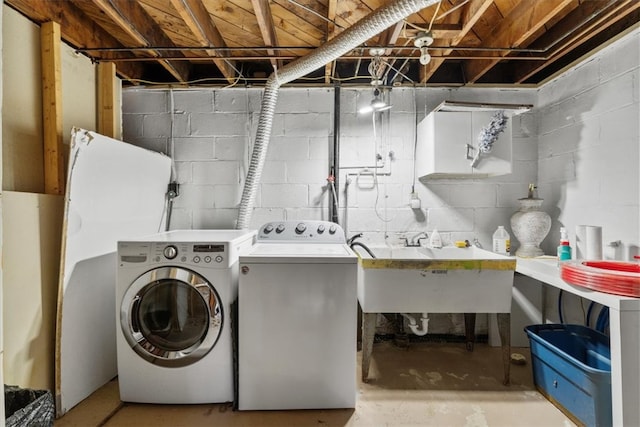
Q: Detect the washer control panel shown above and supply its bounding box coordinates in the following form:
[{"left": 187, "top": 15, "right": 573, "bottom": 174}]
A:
[
  {"left": 257, "top": 220, "right": 345, "bottom": 243},
  {"left": 118, "top": 241, "right": 230, "bottom": 268}
]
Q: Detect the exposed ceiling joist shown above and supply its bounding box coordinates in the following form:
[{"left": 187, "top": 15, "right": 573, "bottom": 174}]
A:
[
  {"left": 251, "top": 0, "right": 282, "bottom": 72},
  {"left": 170, "top": 0, "right": 237, "bottom": 83},
  {"left": 92, "top": 0, "right": 191, "bottom": 82},
  {"left": 5, "top": 0, "right": 638, "bottom": 87},
  {"left": 462, "top": 0, "right": 575, "bottom": 83}
]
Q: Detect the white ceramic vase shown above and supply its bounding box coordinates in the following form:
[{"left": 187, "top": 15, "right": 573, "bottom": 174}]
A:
[{"left": 510, "top": 198, "right": 551, "bottom": 257}]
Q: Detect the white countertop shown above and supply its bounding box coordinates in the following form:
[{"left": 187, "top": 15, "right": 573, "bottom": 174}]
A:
[{"left": 515, "top": 257, "right": 640, "bottom": 312}]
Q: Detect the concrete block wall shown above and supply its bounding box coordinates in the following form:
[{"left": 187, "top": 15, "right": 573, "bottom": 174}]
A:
[
  {"left": 122, "top": 86, "right": 537, "bottom": 253},
  {"left": 535, "top": 27, "right": 640, "bottom": 326},
  {"left": 537, "top": 27, "right": 639, "bottom": 261}
]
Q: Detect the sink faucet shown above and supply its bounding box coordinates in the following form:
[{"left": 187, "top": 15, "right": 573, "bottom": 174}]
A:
[{"left": 404, "top": 232, "right": 428, "bottom": 247}]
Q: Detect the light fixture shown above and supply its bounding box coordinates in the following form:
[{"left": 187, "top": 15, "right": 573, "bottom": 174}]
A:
[
  {"left": 414, "top": 30, "right": 434, "bottom": 66},
  {"left": 359, "top": 49, "right": 393, "bottom": 115}
]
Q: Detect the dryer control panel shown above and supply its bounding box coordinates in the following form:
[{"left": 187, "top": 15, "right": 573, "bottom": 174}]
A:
[
  {"left": 257, "top": 220, "right": 346, "bottom": 243},
  {"left": 119, "top": 241, "right": 231, "bottom": 269}
]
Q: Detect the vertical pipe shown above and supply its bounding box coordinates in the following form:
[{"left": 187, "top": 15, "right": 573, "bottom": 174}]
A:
[{"left": 330, "top": 84, "right": 341, "bottom": 224}]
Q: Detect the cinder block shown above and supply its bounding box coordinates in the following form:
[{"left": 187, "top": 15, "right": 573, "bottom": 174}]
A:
[
  {"left": 167, "top": 208, "right": 192, "bottom": 230},
  {"left": 173, "top": 90, "right": 213, "bottom": 113},
  {"left": 173, "top": 137, "right": 215, "bottom": 161},
  {"left": 172, "top": 184, "right": 216, "bottom": 209},
  {"left": 249, "top": 208, "right": 286, "bottom": 227},
  {"left": 192, "top": 161, "right": 240, "bottom": 184},
  {"left": 428, "top": 207, "right": 474, "bottom": 231},
  {"left": 448, "top": 184, "right": 497, "bottom": 208},
  {"left": 283, "top": 113, "right": 331, "bottom": 137},
  {"left": 275, "top": 89, "right": 309, "bottom": 113},
  {"left": 213, "top": 184, "right": 241, "bottom": 208},
  {"left": 143, "top": 113, "right": 189, "bottom": 138},
  {"left": 261, "top": 184, "right": 308, "bottom": 207},
  {"left": 192, "top": 208, "right": 238, "bottom": 229},
  {"left": 309, "top": 137, "right": 330, "bottom": 160},
  {"left": 286, "top": 160, "right": 328, "bottom": 184},
  {"left": 190, "top": 112, "right": 248, "bottom": 136},
  {"left": 260, "top": 161, "right": 287, "bottom": 183},
  {"left": 308, "top": 88, "right": 334, "bottom": 113},
  {"left": 122, "top": 114, "right": 144, "bottom": 139},
  {"left": 283, "top": 207, "right": 326, "bottom": 221},
  {"left": 215, "top": 136, "right": 246, "bottom": 161},
  {"left": 267, "top": 136, "right": 309, "bottom": 161},
  {"left": 215, "top": 90, "right": 252, "bottom": 112},
  {"left": 122, "top": 89, "right": 167, "bottom": 114}
]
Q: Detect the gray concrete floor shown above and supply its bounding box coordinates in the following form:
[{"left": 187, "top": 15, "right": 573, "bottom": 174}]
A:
[{"left": 56, "top": 342, "right": 575, "bottom": 426}]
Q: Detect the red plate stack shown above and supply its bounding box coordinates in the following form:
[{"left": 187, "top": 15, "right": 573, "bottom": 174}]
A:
[{"left": 560, "top": 260, "right": 640, "bottom": 298}]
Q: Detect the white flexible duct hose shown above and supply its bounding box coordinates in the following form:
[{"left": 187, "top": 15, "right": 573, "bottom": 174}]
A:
[{"left": 236, "top": 0, "right": 439, "bottom": 229}]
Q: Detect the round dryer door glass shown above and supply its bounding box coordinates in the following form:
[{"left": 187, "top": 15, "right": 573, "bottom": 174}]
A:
[{"left": 121, "top": 267, "right": 223, "bottom": 367}]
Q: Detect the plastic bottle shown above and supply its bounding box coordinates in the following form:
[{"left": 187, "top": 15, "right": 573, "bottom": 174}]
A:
[
  {"left": 429, "top": 229, "right": 442, "bottom": 248},
  {"left": 492, "top": 226, "right": 511, "bottom": 255},
  {"left": 557, "top": 227, "right": 572, "bottom": 262}
]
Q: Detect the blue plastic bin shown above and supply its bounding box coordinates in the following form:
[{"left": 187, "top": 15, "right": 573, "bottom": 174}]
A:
[{"left": 525, "top": 324, "right": 612, "bottom": 427}]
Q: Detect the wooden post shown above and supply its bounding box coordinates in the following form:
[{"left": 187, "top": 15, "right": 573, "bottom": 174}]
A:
[
  {"left": 41, "top": 21, "right": 64, "bottom": 195},
  {"left": 98, "top": 61, "right": 117, "bottom": 138}
]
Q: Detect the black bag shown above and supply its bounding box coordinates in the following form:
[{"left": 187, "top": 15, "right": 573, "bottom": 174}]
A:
[{"left": 5, "top": 385, "right": 55, "bottom": 427}]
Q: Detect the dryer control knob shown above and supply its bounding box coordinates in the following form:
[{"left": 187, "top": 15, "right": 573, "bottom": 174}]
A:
[
  {"left": 295, "top": 223, "right": 307, "bottom": 234},
  {"left": 163, "top": 245, "right": 178, "bottom": 259}
]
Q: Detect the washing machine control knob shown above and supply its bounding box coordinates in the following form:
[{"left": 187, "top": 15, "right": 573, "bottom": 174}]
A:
[
  {"left": 276, "top": 224, "right": 285, "bottom": 233},
  {"left": 317, "top": 224, "right": 325, "bottom": 234},
  {"left": 263, "top": 224, "right": 274, "bottom": 233},
  {"left": 329, "top": 225, "right": 337, "bottom": 234},
  {"left": 295, "top": 223, "right": 307, "bottom": 234},
  {"left": 163, "top": 245, "right": 178, "bottom": 259}
]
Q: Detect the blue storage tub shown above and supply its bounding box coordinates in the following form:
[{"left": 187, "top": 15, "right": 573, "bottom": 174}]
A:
[{"left": 524, "top": 324, "right": 612, "bottom": 427}]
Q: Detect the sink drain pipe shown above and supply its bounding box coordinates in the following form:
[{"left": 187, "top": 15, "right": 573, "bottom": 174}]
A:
[
  {"left": 236, "top": 0, "right": 439, "bottom": 229},
  {"left": 400, "top": 313, "right": 430, "bottom": 336}
]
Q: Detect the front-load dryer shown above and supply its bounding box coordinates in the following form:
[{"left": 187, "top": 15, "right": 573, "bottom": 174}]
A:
[{"left": 116, "top": 230, "right": 255, "bottom": 404}]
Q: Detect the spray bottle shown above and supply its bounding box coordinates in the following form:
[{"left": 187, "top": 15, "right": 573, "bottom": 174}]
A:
[{"left": 557, "top": 227, "right": 572, "bottom": 263}]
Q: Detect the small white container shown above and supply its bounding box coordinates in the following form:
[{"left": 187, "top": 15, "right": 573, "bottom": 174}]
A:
[
  {"left": 493, "top": 226, "right": 511, "bottom": 255},
  {"left": 429, "top": 229, "right": 442, "bottom": 248}
]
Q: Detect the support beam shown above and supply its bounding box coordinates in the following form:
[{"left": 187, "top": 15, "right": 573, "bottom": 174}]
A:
[
  {"left": 41, "top": 21, "right": 65, "bottom": 195},
  {"left": 92, "top": 0, "right": 191, "bottom": 82},
  {"left": 462, "top": 0, "right": 574, "bottom": 83},
  {"left": 170, "top": 0, "right": 236, "bottom": 83},
  {"left": 324, "top": 0, "right": 338, "bottom": 83},
  {"left": 251, "top": 0, "right": 282, "bottom": 72},
  {"left": 98, "top": 62, "right": 117, "bottom": 139},
  {"left": 420, "top": 0, "right": 493, "bottom": 83},
  {"left": 513, "top": 0, "right": 639, "bottom": 83}
]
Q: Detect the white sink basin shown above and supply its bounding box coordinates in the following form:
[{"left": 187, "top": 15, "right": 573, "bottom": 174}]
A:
[{"left": 356, "top": 246, "right": 516, "bottom": 313}]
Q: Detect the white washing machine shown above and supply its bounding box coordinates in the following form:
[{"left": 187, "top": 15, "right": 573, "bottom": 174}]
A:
[
  {"left": 116, "top": 230, "right": 255, "bottom": 404},
  {"left": 238, "top": 220, "right": 358, "bottom": 410}
]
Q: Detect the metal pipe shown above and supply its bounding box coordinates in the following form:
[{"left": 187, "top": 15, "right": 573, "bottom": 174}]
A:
[{"left": 235, "top": 0, "right": 442, "bottom": 229}]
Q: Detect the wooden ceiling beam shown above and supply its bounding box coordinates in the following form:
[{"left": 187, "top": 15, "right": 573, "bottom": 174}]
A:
[
  {"left": 92, "top": 0, "right": 191, "bottom": 83},
  {"left": 325, "top": 0, "right": 338, "bottom": 84},
  {"left": 462, "top": 0, "right": 574, "bottom": 83},
  {"left": 512, "top": 0, "right": 640, "bottom": 83},
  {"left": 170, "top": 0, "right": 236, "bottom": 83},
  {"left": 251, "top": 0, "right": 282, "bottom": 72},
  {"left": 5, "top": 0, "right": 144, "bottom": 81},
  {"left": 420, "top": 0, "right": 494, "bottom": 83}
]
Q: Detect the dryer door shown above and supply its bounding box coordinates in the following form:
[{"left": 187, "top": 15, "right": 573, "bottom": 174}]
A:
[{"left": 121, "top": 266, "right": 223, "bottom": 367}]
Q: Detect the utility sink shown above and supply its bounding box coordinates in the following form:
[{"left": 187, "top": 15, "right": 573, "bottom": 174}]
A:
[
  {"left": 356, "top": 245, "right": 516, "bottom": 313},
  {"left": 355, "top": 244, "right": 516, "bottom": 384}
]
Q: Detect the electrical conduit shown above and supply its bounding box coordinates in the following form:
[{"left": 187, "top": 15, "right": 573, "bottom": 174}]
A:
[{"left": 236, "top": 0, "right": 439, "bottom": 229}]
